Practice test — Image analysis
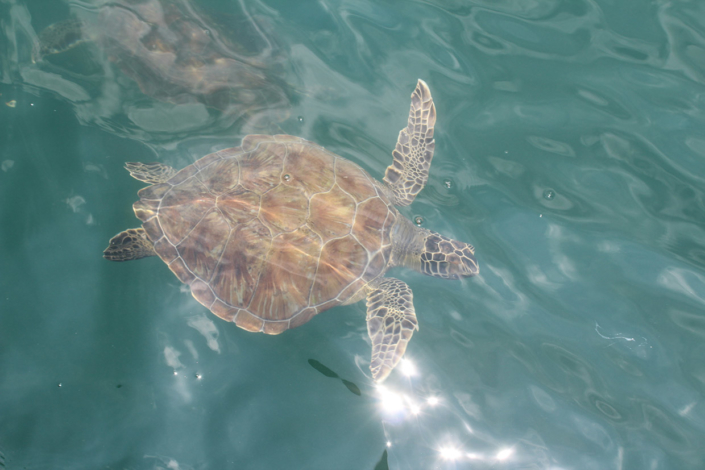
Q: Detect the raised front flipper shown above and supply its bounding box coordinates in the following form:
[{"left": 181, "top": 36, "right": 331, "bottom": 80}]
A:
[
  {"left": 366, "top": 277, "right": 418, "bottom": 382},
  {"left": 384, "top": 79, "right": 436, "bottom": 206},
  {"left": 104, "top": 228, "right": 157, "bottom": 262},
  {"left": 125, "top": 162, "right": 177, "bottom": 185}
]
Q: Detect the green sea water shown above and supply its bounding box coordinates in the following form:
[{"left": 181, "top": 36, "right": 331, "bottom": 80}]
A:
[{"left": 2, "top": 0, "right": 705, "bottom": 468}]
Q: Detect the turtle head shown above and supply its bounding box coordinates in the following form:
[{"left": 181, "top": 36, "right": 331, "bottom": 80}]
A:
[
  {"left": 391, "top": 216, "right": 478, "bottom": 279},
  {"left": 419, "top": 232, "right": 478, "bottom": 279}
]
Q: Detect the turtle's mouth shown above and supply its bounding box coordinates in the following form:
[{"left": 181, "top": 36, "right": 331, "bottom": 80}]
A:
[
  {"left": 421, "top": 252, "right": 479, "bottom": 279},
  {"left": 443, "top": 272, "right": 473, "bottom": 281},
  {"left": 445, "top": 255, "right": 480, "bottom": 279}
]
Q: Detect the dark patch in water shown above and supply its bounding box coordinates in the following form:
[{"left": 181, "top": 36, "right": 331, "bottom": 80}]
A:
[
  {"left": 308, "top": 359, "right": 339, "bottom": 378},
  {"left": 373, "top": 449, "right": 388, "bottom": 470},
  {"left": 308, "top": 359, "right": 361, "bottom": 396}
]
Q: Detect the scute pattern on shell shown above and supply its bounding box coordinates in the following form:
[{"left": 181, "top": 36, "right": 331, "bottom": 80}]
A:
[{"left": 133, "top": 135, "right": 396, "bottom": 334}]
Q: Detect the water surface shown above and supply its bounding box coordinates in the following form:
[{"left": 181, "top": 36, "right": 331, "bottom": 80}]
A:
[{"left": 2, "top": 0, "right": 705, "bottom": 468}]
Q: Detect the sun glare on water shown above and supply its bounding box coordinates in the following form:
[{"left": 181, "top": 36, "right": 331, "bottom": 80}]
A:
[{"left": 374, "top": 358, "right": 518, "bottom": 466}]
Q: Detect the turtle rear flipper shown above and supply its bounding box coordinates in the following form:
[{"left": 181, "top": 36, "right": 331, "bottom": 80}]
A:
[
  {"left": 104, "top": 228, "right": 157, "bottom": 262},
  {"left": 384, "top": 79, "right": 436, "bottom": 206},
  {"left": 366, "top": 277, "right": 418, "bottom": 382},
  {"left": 125, "top": 162, "right": 177, "bottom": 184}
]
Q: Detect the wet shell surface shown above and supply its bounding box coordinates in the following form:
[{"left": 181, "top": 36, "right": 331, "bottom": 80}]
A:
[{"left": 134, "top": 135, "right": 397, "bottom": 334}]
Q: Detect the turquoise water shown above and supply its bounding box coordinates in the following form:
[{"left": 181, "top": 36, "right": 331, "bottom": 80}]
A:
[{"left": 2, "top": 0, "right": 705, "bottom": 468}]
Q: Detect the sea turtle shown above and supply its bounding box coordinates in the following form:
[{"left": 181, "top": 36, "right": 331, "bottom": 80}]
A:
[
  {"left": 32, "top": 0, "right": 291, "bottom": 132},
  {"left": 104, "top": 80, "right": 478, "bottom": 382}
]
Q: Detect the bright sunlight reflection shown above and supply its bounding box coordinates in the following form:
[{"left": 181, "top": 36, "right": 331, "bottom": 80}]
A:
[
  {"left": 374, "top": 360, "right": 518, "bottom": 466},
  {"left": 376, "top": 384, "right": 443, "bottom": 419},
  {"left": 435, "top": 445, "right": 516, "bottom": 464},
  {"left": 399, "top": 359, "right": 417, "bottom": 376},
  {"left": 377, "top": 386, "right": 405, "bottom": 413},
  {"left": 439, "top": 447, "right": 462, "bottom": 461},
  {"left": 496, "top": 447, "right": 514, "bottom": 461}
]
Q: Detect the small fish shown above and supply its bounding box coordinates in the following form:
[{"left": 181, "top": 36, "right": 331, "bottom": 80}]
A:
[
  {"left": 341, "top": 379, "right": 361, "bottom": 396},
  {"left": 308, "top": 359, "right": 361, "bottom": 396},
  {"left": 308, "top": 359, "right": 338, "bottom": 378}
]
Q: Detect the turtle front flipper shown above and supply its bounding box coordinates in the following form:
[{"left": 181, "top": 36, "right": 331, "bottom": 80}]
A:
[
  {"left": 125, "top": 162, "right": 177, "bottom": 184},
  {"left": 366, "top": 277, "right": 419, "bottom": 382},
  {"left": 383, "top": 79, "right": 436, "bottom": 207},
  {"left": 103, "top": 228, "right": 157, "bottom": 262}
]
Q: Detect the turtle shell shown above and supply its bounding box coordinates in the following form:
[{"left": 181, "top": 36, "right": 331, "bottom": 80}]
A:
[
  {"left": 133, "top": 135, "right": 397, "bottom": 334},
  {"left": 35, "top": 0, "right": 291, "bottom": 134},
  {"left": 90, "top": 0, "right": 289, "bottom": 113}
]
